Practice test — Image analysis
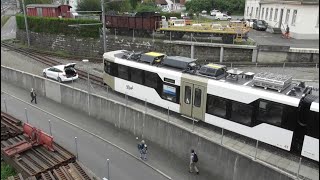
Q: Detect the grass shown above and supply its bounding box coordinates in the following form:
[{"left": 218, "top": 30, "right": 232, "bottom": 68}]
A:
[
  {"left": 1, "top": 15, "right": 11, "bottom": 28},
  {"left": 1, "top": 162, "right": 16, "bottom": 180}
]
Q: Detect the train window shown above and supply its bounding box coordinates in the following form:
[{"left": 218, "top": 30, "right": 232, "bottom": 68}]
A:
[
  {"left": 230, "top": 101, "right": 252, "bottom": 126},
  {"left": 185, "top": 86, "right": 191, "bottom": 104},
  {"left": 145, "top": 71, "right": 158, "bottom": 89},
  {"left": 257, "top": 100, "right": 283, "bottom": 127},
  {"left": 118, "top": 64, "right": 130, "bottom": 80},
  {"left": 206, "top": 95, "right": 227, "bottom": 118},
  {"left": 194, "top": 88, "right": 202, "bottom": 107},
  {"left": 131, "top": 68, "right": 144, "bottom": 85},
  {"left": 162, "top": 84, "right": 178, "bottom": 103}
]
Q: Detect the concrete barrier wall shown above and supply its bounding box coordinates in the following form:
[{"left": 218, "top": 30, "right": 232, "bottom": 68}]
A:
[{"left": 1, "top": 65, "right": 294, "bottom": 180}]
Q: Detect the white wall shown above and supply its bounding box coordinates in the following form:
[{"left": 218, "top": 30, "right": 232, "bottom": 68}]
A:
[
  {"left": 260, "top": 3, "right": 319, "bottom": 39},
  {"left": 244, "top": 0, "right": 261, "bottom": 19}
]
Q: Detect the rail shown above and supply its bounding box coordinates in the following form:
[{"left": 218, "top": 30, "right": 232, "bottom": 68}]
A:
[
  {"left": 1, "top": 42, "right": 103, "bottom": 86},
  {"left": 1, "top": 111, "right": 92, "bottom": 180}
]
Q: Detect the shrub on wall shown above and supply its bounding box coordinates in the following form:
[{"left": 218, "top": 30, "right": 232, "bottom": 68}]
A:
[{"left": 16, "top": 14, "right": 102, "bottom": 38}]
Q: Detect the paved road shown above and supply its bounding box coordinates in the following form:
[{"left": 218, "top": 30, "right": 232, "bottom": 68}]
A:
[
  {"left": 1, "top": 80, "right": 214, "bottom": 180},
  {"left": 249, "top": 29, "right": 319, "bottom": 48},
  {"left": 1, "top": 13, "right": 16, "bottom": 40}
]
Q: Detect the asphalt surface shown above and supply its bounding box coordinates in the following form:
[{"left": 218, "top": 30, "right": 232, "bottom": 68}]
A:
[
  {"left": 203, "top": 15, "right": 319, "bottom": 48},
  {"left": 249, "top": 29, "right": 319, "bottom": 48},
  {"left": 1, "top": 80, "right": 214, "bottom": 180},
  {"left": 1, "top": 10, "right": 16, "bottom": 40}
]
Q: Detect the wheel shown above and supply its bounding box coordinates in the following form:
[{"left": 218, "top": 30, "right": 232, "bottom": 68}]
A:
[
  {"left": 217, "top": 18, "right": 220, "bottom": 20},
  {"left": 57, "top": 77, "right": 62, "bottom": 82},
  {"left": 43, "top": 72, "right": 47, "bottom": 78}
]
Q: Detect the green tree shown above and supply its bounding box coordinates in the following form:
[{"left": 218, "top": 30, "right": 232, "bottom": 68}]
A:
[
  {"left": 77, "top": 0, "right": 132, "bottom": 13},
  {"left": 77, "top": 0, "right": 100, "bottom": 12},
  {"left": 136, "top": 2, "right": 160, "bottom": 12},
  {"left": 185, "top": 0, "right": 213, "bottom": 13},
  {"left": 130, "top": 0, "right": 138, "bottom": 9},
  {"left": 185, "top": 0, "right": 245, "bottom": 15}
]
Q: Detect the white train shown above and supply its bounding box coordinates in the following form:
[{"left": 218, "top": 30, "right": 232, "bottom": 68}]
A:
[{"left": 103, "top": 50, "right": 319, "bottom": 162}]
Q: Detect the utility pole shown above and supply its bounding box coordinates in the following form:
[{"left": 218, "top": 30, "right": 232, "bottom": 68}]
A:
[
  {"left": 22, "top": 0, "right": 30, "bottom": 47},
  {"left": 101, "top": 0, "right": 107, "bottom": 53}
]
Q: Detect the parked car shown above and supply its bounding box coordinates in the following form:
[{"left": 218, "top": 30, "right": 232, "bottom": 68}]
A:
[
  {"left": 215, "top": 13, "right": 231, "bottom": 21},
  {"left": 43, "top": 63, "right": 78, "bottom": 82},
  {"left": 253, "top": 20, "right": 268, "bottom": 31},
  {"left": 246, "top": 19, "right": 257, "bottom": 28}
]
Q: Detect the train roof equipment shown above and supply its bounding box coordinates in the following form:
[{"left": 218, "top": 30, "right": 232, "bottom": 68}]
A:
[
  {"left": 105, "top": 50, "right": 315, "bottom": 100},
  {"left": 197, "top": 64, "right": 227, "bottom": 79},
  {"left": 253, "top": 72, "right": 292, "bottom": 92},
  {"left": 162, "top": 56, "right": 197, "bottom": 70},
  {"left": 140, "top": 52, "right": 166, "bottom": 65}
]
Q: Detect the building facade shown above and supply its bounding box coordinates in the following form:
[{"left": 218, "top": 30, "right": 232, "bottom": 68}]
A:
[{"left": 244, "top": 0, "right": 319, "bottom": 39}]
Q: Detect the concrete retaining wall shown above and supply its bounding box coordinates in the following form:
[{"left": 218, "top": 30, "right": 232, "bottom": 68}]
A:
[{"left": 1, "top": 65, "right": 294, "bottom": 180}]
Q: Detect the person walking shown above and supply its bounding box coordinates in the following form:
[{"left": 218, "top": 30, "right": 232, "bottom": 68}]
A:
[
  {"left": 138, "top": 140, "right": 148, "bottom": 160},
  {"left": 189, "top": 149, "right": 199, "bottom": 175},
  {"left": 285, "top": 25, "right": 290, "bottom": 39},
  {"left": 30, "top": 88, "right": 37, "bottom": 104}
]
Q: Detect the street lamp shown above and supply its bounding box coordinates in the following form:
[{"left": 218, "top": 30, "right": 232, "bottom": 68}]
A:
[{"left": 82, "top": 59, "right": 90, "bottom": 115}]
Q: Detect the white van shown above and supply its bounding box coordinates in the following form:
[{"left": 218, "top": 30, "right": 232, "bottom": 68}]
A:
[{"left": 215, "top": 13, "right": 231, "bottom": 21}]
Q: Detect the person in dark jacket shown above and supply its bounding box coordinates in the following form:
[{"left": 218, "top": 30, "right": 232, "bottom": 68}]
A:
[
  {"left": 285, "top": 25, "right": 290, "bottom": 39},
  {"left": 30, "top": 88, "right": 37, "bottom": 104},
  {"left": 138, "top": 140, "right": 148, "bottom": 160}
]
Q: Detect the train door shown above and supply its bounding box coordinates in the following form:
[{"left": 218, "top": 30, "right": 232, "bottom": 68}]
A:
[{"left": 180, "top": 81, "right": 206, "bottom": 121}]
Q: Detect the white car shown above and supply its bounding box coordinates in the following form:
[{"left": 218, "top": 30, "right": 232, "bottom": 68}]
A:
[
  {"left": 246, "top": 19, "right": 257, "bottom": 28},
  {"left": 43, "top": 63, "right": 78, "bottom": 82},
  {"left": 215, "top": 13, "right": 232, "bottom": 21}
]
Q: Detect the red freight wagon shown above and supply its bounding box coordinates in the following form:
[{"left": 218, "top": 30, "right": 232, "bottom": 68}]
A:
[
  {"left": 103, "top": 12, "right": 161, "bottom": 35},
  {"left": 26, "top": 4, "right": 72, "bottom": 18}
]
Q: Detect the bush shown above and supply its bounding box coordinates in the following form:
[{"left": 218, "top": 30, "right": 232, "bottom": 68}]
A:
[{"left": 16, "top": 14, "right": 101, "bottom": 38}]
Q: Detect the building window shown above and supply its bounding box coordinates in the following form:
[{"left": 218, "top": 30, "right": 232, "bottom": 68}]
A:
[
  {"left": 265, "top": 8, "right": 269, "bottom": 20},
  {"left": 269, "top": 8, "right": 273, "bottom": 21},
  {"left": 261, "top": 8, "right": 264, "bottom": 20},
  {"left": 250, "top": 7, "right": 253, "bottom": 18},
  {"left": 285, "top": 9, "right": 290, "bottom": 24},
  {"left": 274, "top": 8, "right": 278, "bottom": 21},
  {"left": 256, "top": 7, "right": 259, "bottom": 18},
  {"left": 291, "top": 10, "right": 297, "bottom": 26}
]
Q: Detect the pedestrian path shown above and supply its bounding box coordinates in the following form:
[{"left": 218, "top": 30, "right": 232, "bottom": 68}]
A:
[{"left": 1, "top": 80, "right": 213, "bottom": 180}]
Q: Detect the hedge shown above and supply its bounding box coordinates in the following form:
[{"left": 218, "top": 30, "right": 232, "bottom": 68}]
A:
[{"left": 16, "top": 14, "right": 102, "bottom": 38}]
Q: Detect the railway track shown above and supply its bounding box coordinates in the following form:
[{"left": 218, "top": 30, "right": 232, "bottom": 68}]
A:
[
  {"left": 1, "top": 42, "right": 103, "bottom": 86},
  {"left": 1, "top": 111, "right": 92, "bottom": 180},
  {"left": 1, "top": 112, "right": 23, "bottom": 140}
]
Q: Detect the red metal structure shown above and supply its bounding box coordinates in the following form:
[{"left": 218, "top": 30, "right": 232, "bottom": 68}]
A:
[
  {"left": 103, "top": 12, "right": 162, "bottom": 35},
  {"left": 26, "top": 4, "right": 72, "bottom": 18}
]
